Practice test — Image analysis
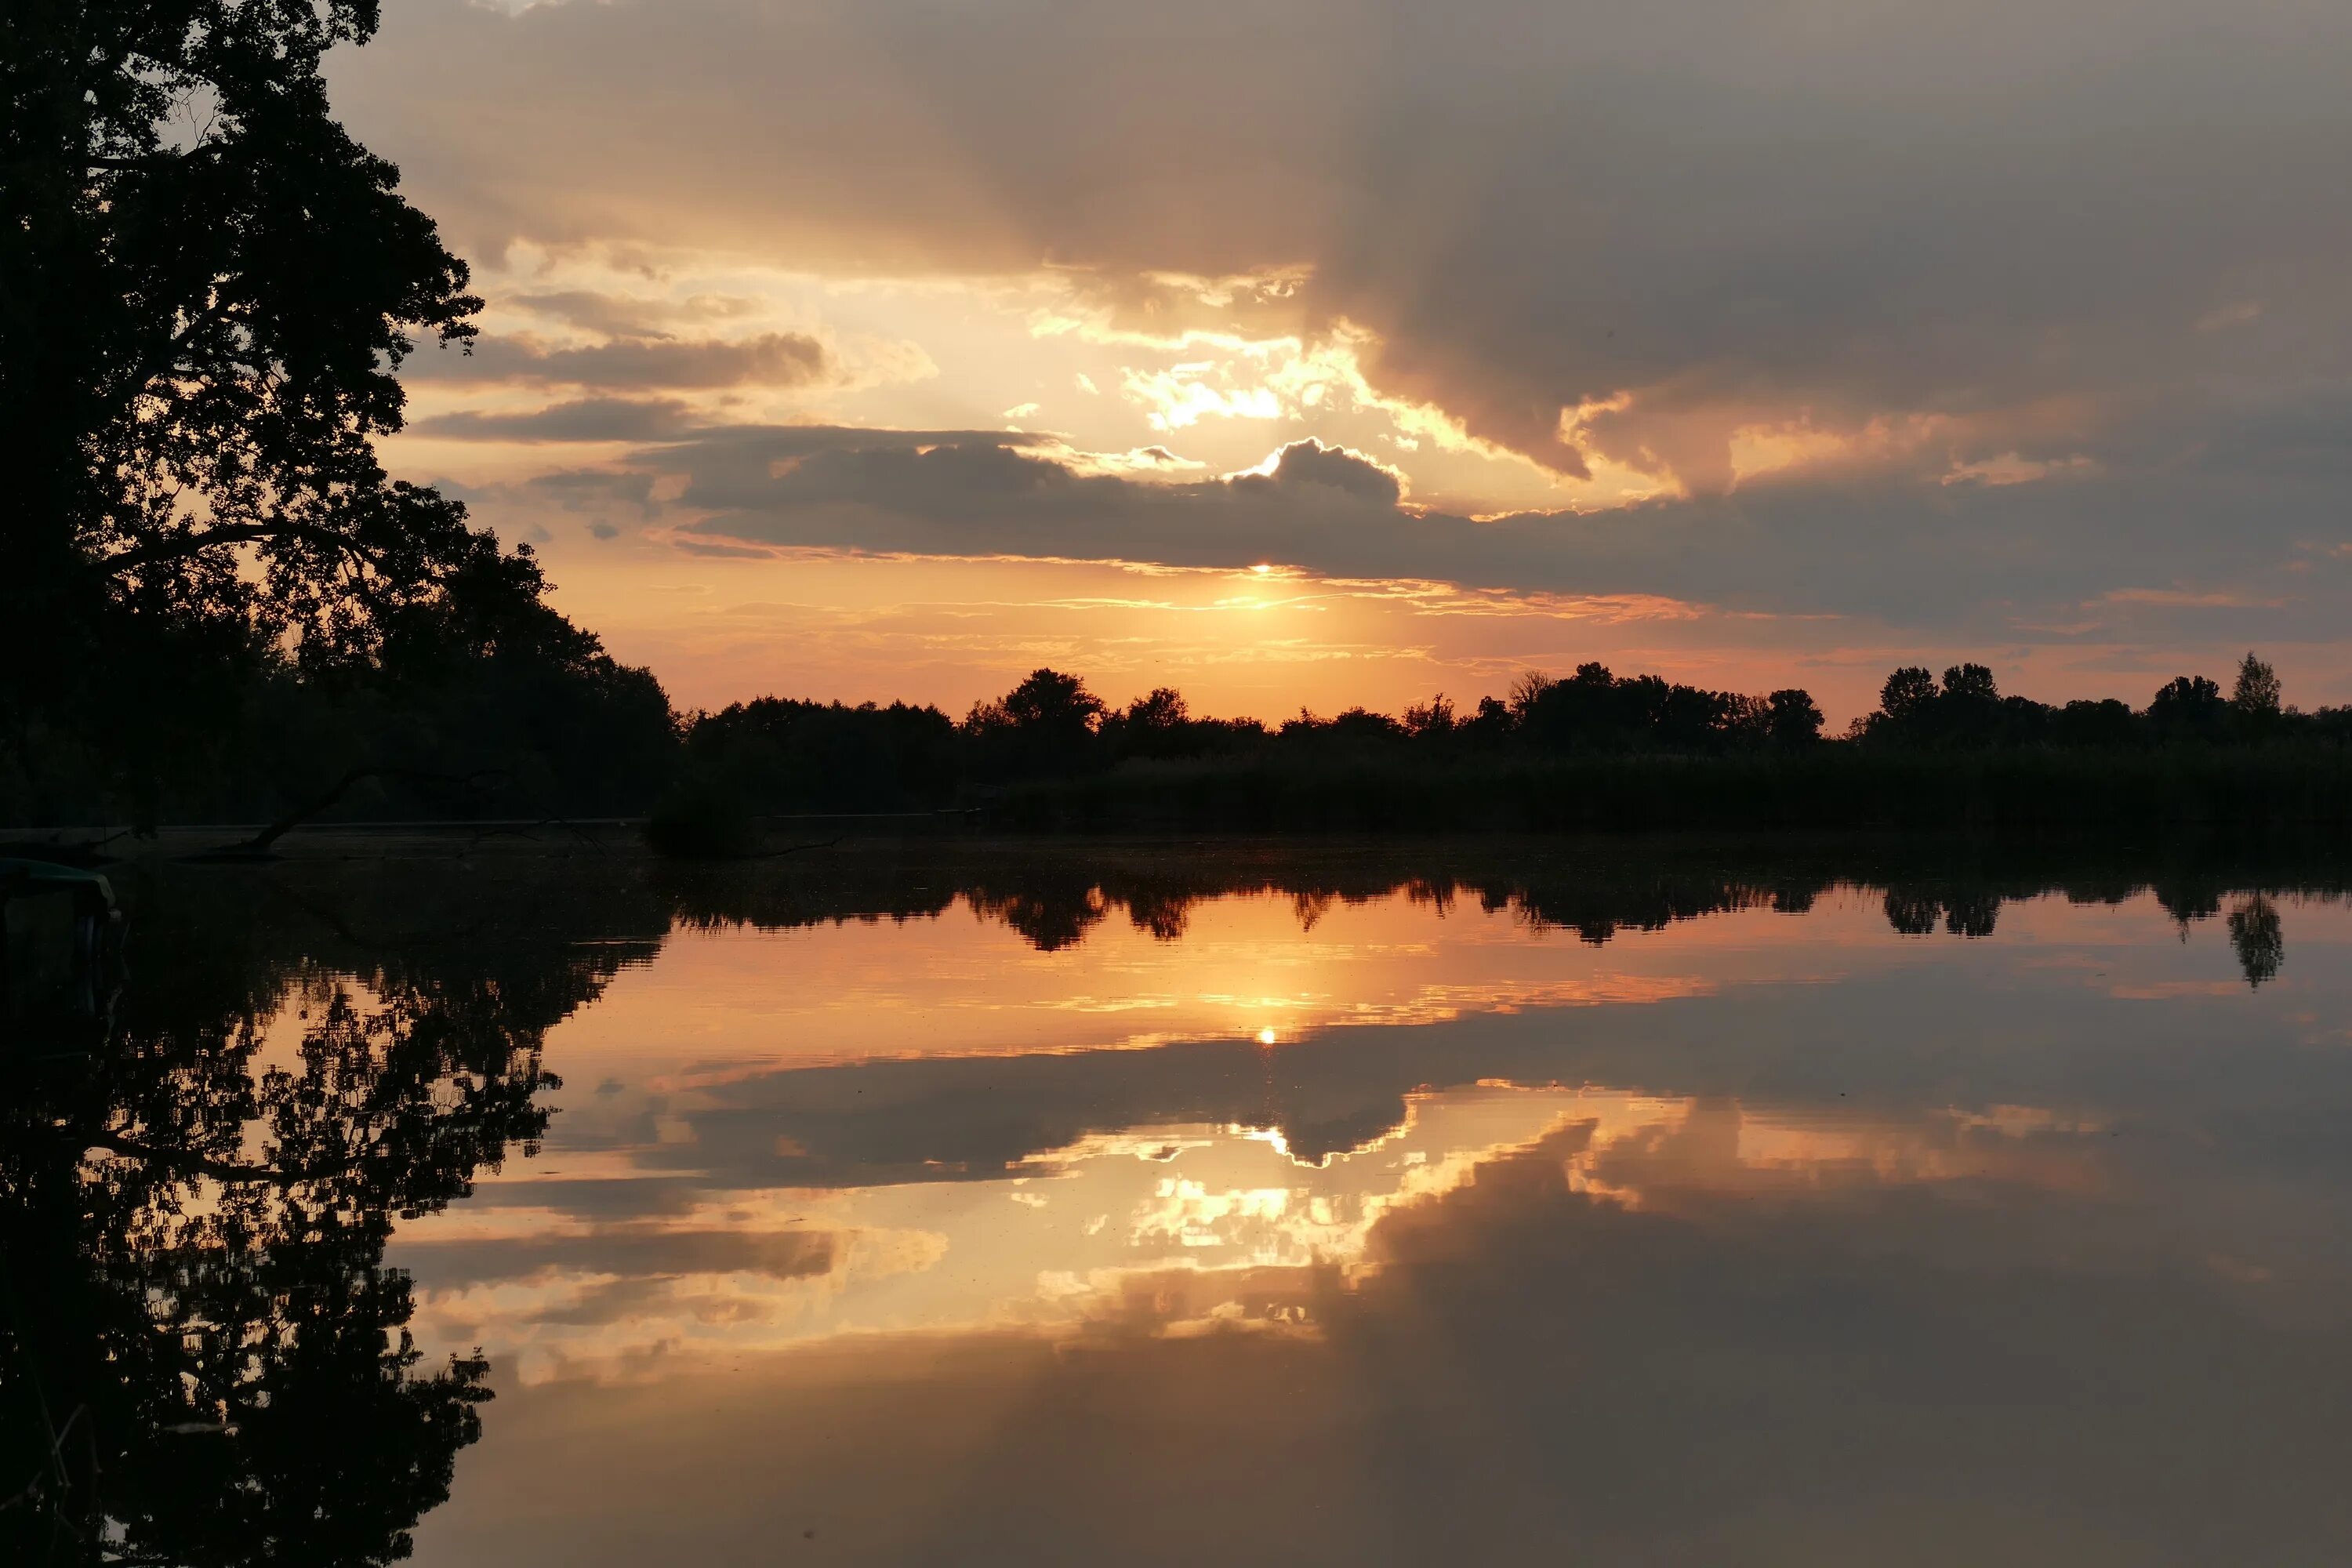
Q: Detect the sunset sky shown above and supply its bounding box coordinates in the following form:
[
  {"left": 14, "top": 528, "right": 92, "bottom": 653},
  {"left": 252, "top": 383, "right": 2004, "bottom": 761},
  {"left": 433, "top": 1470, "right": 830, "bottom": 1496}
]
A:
[{"left": 333, "top": 0, "right": 2352, "bottom": 722}]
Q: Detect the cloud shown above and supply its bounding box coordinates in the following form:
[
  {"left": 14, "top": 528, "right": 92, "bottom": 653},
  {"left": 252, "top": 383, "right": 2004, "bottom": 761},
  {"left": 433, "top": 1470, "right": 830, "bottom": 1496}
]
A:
[
  {"left": 667, "top": 434, "right": 1414, "bottom": 566},
  {"left": 506, "top": 288, "right": 764, "bottom": 337},
  {"left": 338, "top": 0, "right": 2352, "bottom": 498},
  {"left": 413, "top": 396, "right": 702, "bottom": 443},
  {"left": 628, "top": 418, "right": 2352, "bottom": 641},
  {"left": 408, "top": 330, "right": 832, "bottom": 390},
  {"left": 398, "top": 1226, "right": 840, "bottom": 1295},
  {"left": 1236, "top": 439, "right": 1404, "bottom": 505}
]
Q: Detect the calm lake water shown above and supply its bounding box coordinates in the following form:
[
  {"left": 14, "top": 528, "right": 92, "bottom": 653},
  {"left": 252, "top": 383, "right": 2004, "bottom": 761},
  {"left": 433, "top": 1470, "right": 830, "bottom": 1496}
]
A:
[{"left": 5, "top": 840, "right": 2350, "bottom": 1566}]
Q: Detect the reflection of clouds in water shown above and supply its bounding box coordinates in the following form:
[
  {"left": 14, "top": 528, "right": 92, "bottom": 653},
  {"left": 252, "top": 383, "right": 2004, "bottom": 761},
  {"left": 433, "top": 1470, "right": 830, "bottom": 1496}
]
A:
[
  {"left": 361, "top": 869, "right": 2352, "bottom": 1566},
  {"left": 394, "top": 882, "right": 2352, "bottom": 1388},
  {"left": 401, "top": 1085, "right": 2128, "bottom": 1380}
]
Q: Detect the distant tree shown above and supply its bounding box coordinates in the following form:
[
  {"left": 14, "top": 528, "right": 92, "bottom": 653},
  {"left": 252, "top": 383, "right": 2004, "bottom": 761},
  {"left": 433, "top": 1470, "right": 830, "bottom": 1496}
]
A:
[
  {"left": 1126, "top": 687, "right": 1190, "bottom": 731},
  {"left": 1403, "top": 695, "right": 1457, "bottom": 738},
  {"left": 1507, "top": 671, "right": 1558, "bottom": 719},
  {"left": 995, "top": 670, "right": 1105, "bottom": 734},
  {"left": 1765, "top": 688, "right": 1825, "bottom": 747},
  {"left": 1940, "top": 663, "right": 1999, "bottom": 704},
  {"left": 2149, "top": 675, "right": 2228, "bottom": 739},
  {"left": 2053, "top": 698, "right": 2139, "bottom": 749},
  {"left": 1880, "top": 667, "right": 1938, "bottom": 721},
  {"left": 1461, "top": 695, "right": 1515, "bottom": 744},
  {"left": 2232, "top": 651, "right": 2282, "bottom": 719},
  {"left": 967, "top": 669, "right": 1105, "bottom": 777},
  {"left": 1105, "top": 687, "right": 1201, "bottom": 763},
  {"left": 1328, "top": 707, "right": 1406, "bottom": 743}
]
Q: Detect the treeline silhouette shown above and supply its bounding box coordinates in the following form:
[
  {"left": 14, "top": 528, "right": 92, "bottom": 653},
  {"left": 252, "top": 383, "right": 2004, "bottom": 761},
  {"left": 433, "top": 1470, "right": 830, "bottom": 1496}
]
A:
[
  {"left": 17, "top": 644, "right": 2352, "bottom": 842},
  {"left": 655, "top": 653, "right": 2352, "bottom": 846}
]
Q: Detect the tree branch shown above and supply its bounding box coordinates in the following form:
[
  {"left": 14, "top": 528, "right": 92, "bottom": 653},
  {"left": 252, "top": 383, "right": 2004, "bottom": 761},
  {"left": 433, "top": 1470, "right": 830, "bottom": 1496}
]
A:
[
  {"left": 97, "top": 521, "right": 380, "bottom": 577},
  {"left": 193, "top": 767, "right": 507, "bottom": 859}
]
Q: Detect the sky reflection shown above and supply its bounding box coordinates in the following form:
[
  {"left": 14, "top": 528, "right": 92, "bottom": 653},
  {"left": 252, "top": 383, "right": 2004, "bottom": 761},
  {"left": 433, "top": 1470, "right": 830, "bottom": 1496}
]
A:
[{"left": 379, "top": 866, "right": 2352, "bottom": 1566}]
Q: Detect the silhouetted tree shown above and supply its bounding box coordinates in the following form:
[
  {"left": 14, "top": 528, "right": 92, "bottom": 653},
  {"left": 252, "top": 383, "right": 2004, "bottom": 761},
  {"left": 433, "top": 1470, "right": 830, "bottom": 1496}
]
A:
[
  {"left": 1765, "top": 688, "right": 1825, "bottom": 747},
  {"left": 1507, "top": 671, "right": 1558, "bottom": 720},
  {"left": 1941, "top": 663, "right": 1998, "bottom": 705},
  {"left": 1105, "top": 688, "right": 1196, "bottom": 762},
  {"left": 1402, "top": 695, "right": 1458, "bottom": 739},
  {"left": 1461, "top": 696, "right": 1516, "bottom": 745},
  {"left": 967, "top": 669, "right": 1106, "bottom": 779},
  {"left": 2233, "top": 652, "right": 2282, "bottom": 722},
  {"left": 1127, "top": 687, "right": 1190, "bottom": 731},
  {"left": 1880, "top": 667, "right": 1939, "bottom": 722},
  {"left": 2150, "top": 675, "right": 2229, "bottom": 740},
  {"left": 2051, "top": 698, "right": 2139, "bottom": 749},
  {"left": 0, "top": 2, "right": 670, "bottom": 826}
]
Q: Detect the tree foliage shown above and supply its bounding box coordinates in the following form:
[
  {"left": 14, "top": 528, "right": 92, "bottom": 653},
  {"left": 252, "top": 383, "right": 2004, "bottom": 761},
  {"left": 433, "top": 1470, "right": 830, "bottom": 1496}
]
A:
[{"left": 2, "top": 2, "right": 672, "bottom": 824}]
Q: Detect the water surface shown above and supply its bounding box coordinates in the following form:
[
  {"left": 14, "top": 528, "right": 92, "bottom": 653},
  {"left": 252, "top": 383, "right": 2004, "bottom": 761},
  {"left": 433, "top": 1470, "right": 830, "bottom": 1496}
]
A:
[{"left": 5, "top": 842, "right": 2349, "bottom": 1565}]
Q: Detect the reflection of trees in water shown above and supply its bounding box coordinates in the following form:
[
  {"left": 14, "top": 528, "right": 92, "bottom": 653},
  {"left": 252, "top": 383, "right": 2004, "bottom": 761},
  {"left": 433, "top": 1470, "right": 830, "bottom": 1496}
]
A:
[
  {"left": 2228, "top": 895, "right": 2285, "bottom": 988},
  {"left": 1882, "top": 888, "right": 2002, "bottom": 938},
  {"left": 641, "top": 844, "right": 2343, "bottom": 998},
  {"left": 1883, "top": 890, "right": 1943, "bottom": 936},
  {"left": 1, "top": 866, "right": 648, "bottom": 1566},
  {"left": 658, "top": 847, "right": 2333, "bottom": 978}
]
